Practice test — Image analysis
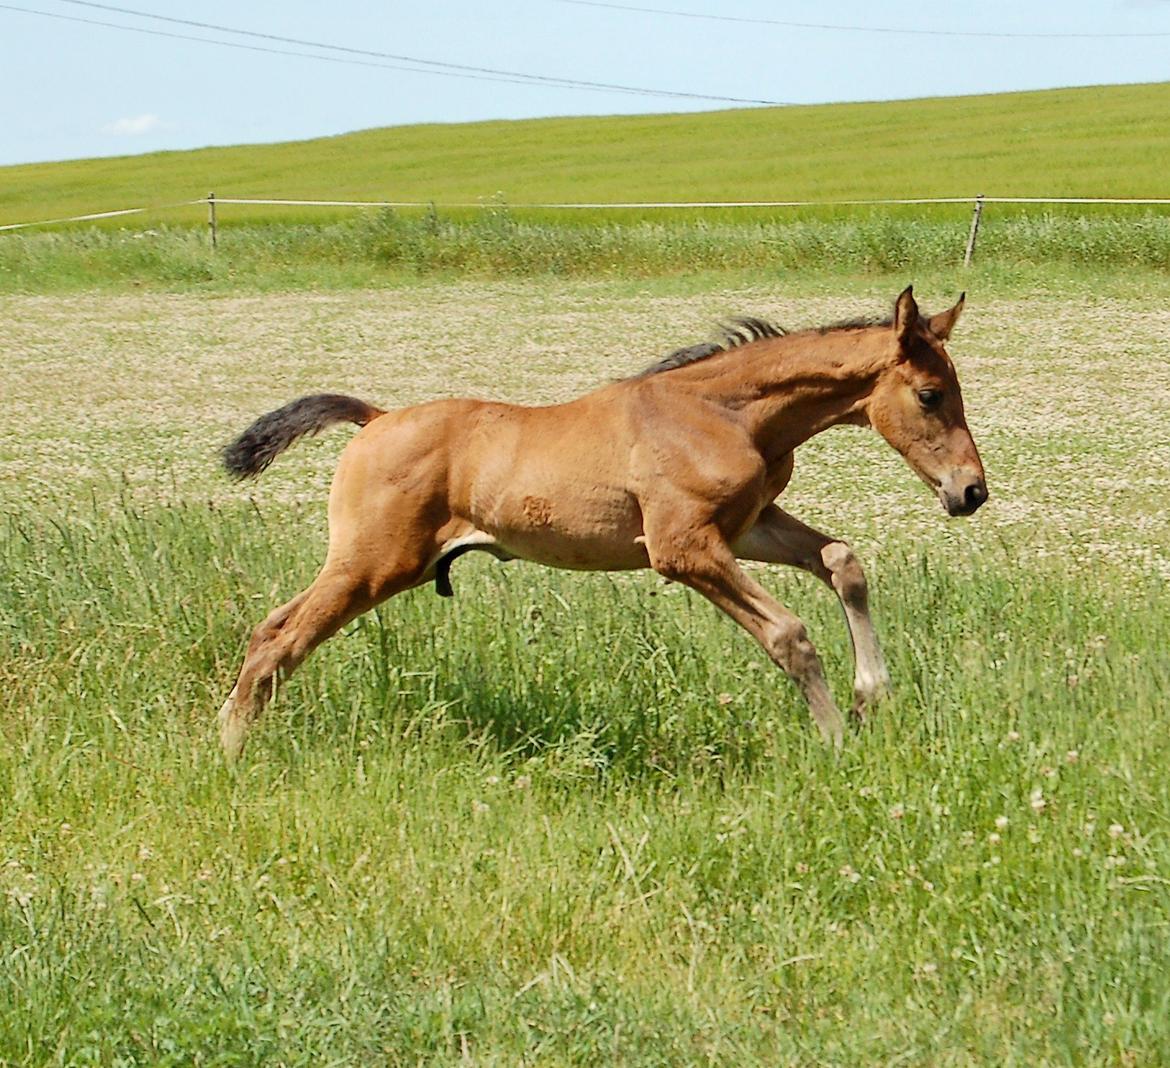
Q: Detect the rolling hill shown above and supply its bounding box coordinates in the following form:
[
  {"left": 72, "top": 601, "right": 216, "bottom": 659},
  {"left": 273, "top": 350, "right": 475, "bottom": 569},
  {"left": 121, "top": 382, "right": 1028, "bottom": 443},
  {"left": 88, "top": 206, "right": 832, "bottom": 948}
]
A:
[{"left": 1, "top": 82, "right": 1168, "bottom": 228}]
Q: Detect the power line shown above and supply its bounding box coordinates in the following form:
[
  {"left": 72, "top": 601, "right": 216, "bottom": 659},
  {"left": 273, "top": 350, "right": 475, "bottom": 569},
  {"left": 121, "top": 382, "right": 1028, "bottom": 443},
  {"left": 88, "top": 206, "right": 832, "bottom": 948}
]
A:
[
  {"left": 0, "top": 4, "right": 576, "bottom": 93},
  {"left": 4, "top": 0, "right": 787, "bottom": 105},
  {"left": 560, "top": 0, "right": 1170, "bottom": 39}
]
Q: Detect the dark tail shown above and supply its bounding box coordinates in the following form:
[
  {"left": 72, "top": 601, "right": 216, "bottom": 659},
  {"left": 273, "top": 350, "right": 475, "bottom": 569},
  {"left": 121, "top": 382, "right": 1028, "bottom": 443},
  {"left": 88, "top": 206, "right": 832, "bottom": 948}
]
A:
[{"left": 222, "top": 393, "right": 385, "bottom": 479}]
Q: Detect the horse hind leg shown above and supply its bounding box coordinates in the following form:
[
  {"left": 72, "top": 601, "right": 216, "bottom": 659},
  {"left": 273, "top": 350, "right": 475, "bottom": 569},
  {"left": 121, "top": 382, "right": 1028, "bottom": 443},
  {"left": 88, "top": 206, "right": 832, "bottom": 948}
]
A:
[{"left": 218, "top": 556, "right": 426, "bottom": 760}]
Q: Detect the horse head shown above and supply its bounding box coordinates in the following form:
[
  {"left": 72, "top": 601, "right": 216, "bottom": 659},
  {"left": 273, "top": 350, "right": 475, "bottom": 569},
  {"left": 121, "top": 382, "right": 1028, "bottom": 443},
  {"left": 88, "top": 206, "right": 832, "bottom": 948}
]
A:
[{"left": 866, "top": 286, "right": 988, "bottom": 517}]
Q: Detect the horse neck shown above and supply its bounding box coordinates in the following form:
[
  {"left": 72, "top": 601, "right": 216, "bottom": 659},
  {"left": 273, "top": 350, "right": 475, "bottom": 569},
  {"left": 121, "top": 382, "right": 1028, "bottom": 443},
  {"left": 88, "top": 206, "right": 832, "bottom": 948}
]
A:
[{"left": 687, "top": 328, "right": 888, "bottom": 453}]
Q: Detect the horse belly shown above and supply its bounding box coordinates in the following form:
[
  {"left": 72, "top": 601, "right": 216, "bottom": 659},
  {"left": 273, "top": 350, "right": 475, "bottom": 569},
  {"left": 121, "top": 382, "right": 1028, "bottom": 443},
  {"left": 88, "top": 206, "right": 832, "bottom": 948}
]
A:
[
  {"left": 447, "top": 399, "right": 647, "bottom": 569},
  {"left": 475, "top": 478, "right": 647, "bottom": 571}
]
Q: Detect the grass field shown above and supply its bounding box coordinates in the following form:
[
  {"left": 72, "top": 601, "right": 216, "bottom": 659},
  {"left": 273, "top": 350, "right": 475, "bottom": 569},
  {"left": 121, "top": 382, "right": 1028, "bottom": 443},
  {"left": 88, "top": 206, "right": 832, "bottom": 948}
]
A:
[
  {"left": 2, "top": 82, "right": 1169, "bottom": 228},
  {"left": 2, "top": 276, "right": 1169, "bottom": 1064},
  {"left": 5, "top": 82, "right": 1169, "bottom": 295}
]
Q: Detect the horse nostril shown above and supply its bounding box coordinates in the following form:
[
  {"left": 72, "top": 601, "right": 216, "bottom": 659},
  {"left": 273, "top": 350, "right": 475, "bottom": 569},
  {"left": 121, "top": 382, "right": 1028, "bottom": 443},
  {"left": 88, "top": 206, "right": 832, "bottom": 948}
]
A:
[{"left": 964, "top": 482, "right": 988, "bottom": 510}]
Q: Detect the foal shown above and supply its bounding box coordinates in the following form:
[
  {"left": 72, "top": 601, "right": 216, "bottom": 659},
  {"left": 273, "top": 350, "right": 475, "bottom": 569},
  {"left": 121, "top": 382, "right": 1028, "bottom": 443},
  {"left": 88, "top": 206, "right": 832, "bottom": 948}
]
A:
[{"left": 218, "top": 286, "right": 986, "bottom": 758}]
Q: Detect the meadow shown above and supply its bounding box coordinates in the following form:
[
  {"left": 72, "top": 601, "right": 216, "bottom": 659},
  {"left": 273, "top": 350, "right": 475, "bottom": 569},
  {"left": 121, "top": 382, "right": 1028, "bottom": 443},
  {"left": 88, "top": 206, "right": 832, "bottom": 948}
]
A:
[
  {"left": 2, "top": 274, "right": 1169, "bottom": 1065},
  {"left": 3, "top": 82, "right": 1169, "bottom": 226}
]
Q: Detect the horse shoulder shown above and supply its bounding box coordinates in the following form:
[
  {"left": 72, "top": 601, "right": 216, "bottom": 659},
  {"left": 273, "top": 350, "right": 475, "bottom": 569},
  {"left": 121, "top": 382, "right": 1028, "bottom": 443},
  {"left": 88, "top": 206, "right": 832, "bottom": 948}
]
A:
[{"left": 623, "top": 382, "right": 765, "bottom": 511}]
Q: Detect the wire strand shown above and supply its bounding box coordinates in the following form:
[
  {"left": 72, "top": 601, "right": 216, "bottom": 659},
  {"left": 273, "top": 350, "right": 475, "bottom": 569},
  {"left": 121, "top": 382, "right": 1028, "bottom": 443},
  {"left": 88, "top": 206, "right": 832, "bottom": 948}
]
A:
[
  {"left": 6, "top": 0, "right": 787, "bottom": 104},
  {"left": 559, "top": 0, "right": 1170, "bottom": 39}
]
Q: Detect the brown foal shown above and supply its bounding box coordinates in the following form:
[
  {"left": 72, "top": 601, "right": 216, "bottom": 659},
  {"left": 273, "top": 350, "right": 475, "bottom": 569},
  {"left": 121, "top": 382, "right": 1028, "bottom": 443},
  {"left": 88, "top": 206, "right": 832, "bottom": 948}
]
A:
[{"left": 218, "top": 286, "right": 986, "bottom": 758}]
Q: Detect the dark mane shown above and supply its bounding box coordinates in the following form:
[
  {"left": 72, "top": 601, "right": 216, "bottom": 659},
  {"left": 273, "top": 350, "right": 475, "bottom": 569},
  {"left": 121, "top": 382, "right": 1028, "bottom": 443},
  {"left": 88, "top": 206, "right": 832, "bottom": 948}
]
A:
[
  {"left": 637, "top": 316, "right": 786, "bottom": 377},
  {"left": 638, "top": 305, "right": 937, "bottom": 378},
  {"left": 817, "top": 314, "right": 894, "bottom": 333}
]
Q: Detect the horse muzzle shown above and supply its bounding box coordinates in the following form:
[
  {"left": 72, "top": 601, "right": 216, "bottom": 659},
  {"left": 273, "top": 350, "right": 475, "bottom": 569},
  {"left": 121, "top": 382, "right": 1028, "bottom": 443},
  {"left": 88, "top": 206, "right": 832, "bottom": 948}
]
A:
[{"left": 939, "top": 471, "right": 988, "bottom": 516}]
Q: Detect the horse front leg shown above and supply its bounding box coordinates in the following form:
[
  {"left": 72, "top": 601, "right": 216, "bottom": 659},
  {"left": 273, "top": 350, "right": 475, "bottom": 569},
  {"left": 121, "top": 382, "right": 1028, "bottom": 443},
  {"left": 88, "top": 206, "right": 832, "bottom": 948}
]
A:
[
  {"left": 733, "top": 504, "right": 891, "bottom": 720},
  {"left": 645, "top": 520, "right": 846, "bottom": 747}
]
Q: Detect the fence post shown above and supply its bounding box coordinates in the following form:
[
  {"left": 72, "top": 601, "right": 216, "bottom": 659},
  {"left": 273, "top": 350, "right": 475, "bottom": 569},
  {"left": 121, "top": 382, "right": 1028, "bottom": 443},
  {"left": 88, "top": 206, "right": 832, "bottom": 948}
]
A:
[
  {"left": 963, "top": 193, "right": 984, "bottom": 267},
  {"left": 207, "top": 191, "right": 217, "bottom": 249}
]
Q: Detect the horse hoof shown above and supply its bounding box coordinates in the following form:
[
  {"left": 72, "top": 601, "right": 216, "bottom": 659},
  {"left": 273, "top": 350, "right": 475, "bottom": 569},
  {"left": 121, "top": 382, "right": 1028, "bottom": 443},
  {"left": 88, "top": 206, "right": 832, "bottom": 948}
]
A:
[{"left": 218, "top": 695, "right": 248, "bottom": 762}]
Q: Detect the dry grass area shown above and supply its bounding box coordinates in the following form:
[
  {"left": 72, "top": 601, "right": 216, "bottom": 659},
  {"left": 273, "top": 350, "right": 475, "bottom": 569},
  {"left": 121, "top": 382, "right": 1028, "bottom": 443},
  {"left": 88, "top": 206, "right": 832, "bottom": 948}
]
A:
[{"left": 4, "top": 280, "right": 1167, "bottom": 576}]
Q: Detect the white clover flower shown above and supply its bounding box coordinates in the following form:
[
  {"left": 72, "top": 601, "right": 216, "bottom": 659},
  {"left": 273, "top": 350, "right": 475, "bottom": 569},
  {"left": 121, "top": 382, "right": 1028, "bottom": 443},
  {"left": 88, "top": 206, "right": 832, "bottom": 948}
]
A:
[{"left": 995, "top": 816, "right": 1009, "bottom": 830}]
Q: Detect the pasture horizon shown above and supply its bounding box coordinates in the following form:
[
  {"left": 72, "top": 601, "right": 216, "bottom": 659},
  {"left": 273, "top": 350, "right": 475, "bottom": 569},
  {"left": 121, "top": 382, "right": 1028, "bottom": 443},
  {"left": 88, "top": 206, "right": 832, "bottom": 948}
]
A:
[
  {"left": 2, "top": 81, "right": 1169, "bottom": 230},
  {"left": 7, "top": 0, "right": 1170, "bottom": 167}
]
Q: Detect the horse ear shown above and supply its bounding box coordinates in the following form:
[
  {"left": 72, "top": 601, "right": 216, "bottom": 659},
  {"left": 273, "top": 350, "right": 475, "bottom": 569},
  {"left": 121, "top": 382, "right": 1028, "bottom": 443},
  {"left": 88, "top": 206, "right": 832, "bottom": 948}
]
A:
[
  {"left": 928, "top": 292, "right": 965, "bottom": 341},
  {"left": 894, "top": 285, "right": 919, "bottom": 346}
]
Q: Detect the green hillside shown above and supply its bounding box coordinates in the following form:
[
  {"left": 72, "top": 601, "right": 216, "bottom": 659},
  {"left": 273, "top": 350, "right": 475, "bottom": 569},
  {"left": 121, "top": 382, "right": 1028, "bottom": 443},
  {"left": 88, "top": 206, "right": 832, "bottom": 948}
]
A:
[{"left": 1, "top": 82, "right": 1168, "bottom": 227}]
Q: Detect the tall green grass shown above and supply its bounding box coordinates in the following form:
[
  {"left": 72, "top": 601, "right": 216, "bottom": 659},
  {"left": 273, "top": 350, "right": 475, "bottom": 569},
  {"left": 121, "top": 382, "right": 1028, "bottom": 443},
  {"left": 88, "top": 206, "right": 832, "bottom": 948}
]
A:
[
  {"left": 2, "top": 500, "right": 1168, "bottom": 1064},
  {"left": 4, "top": 208, "right": 1170, "bottom": 292}
]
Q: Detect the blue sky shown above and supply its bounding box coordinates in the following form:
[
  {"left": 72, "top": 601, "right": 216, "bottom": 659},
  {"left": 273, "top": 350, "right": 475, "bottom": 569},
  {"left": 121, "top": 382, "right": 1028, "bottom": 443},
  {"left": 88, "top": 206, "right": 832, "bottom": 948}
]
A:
[{"left": 1, "top": 0, "right": 1168, "bottom": 166}]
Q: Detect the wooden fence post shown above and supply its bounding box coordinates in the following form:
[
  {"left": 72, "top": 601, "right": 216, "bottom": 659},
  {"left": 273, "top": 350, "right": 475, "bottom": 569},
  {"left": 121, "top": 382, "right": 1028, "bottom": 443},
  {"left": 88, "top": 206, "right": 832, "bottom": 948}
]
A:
[
  {"left": 208, "top": 191, "right": 217, "bottom": 249},
  {"left": 963, "top": 193, "right": 984, "bottom": 267}
]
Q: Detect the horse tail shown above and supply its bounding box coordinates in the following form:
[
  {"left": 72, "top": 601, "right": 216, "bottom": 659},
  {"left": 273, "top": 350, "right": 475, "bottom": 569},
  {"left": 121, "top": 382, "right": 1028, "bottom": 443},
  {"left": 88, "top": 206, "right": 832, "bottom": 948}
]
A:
[{"left": 222, "top": 393, "right": 385, "bottom": 480}]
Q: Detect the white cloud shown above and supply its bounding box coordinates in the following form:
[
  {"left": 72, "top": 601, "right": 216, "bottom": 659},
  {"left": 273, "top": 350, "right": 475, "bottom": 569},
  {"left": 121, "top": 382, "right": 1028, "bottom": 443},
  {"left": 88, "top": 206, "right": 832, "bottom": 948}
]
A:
[{"left": 101, "top": 114, "right": 168, "bottom": 137}]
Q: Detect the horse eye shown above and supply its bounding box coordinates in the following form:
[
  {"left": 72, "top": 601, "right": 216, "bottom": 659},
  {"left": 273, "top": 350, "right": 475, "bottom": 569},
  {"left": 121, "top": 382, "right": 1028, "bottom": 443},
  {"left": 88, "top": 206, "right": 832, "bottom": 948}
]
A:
[{"left": 918, "top": 388, "right": 943, "bottom": 409}]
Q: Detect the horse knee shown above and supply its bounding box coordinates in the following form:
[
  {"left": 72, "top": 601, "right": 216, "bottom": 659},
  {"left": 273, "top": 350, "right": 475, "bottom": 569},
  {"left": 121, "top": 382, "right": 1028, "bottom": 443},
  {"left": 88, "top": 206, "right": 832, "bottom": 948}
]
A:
[
  {"left": 245, "top": 593, "right": 303, "bottom": 653},
  {"left": 647, "top": 533, "right": 715, "bottom": 584},
  {"left": 762, "top": 616, "right": 819, "bottom": 678},
  {"left": 821, "top": 541, "right": 867, "bottom": 603}
]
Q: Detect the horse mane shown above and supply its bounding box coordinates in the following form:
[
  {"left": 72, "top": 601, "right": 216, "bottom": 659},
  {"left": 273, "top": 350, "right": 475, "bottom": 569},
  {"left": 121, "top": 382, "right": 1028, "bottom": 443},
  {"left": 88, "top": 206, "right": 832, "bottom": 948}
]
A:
[
  {"left": 637, "top": 306, "right": 937, "bottom": 378},
  {"left": 637, "top": 316, "right": 786, "bottom": 377},
  {"left": 817, "top": 314, "right": 894, "bottom": 333}
]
